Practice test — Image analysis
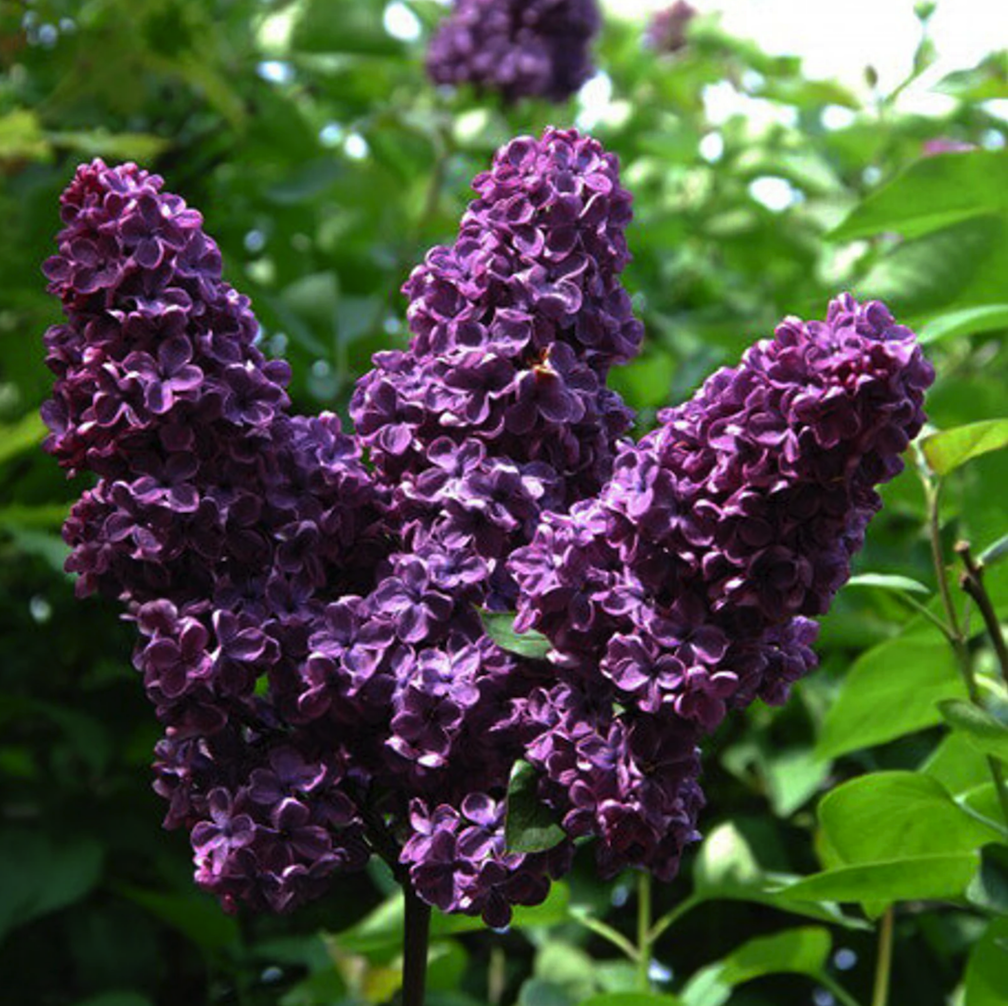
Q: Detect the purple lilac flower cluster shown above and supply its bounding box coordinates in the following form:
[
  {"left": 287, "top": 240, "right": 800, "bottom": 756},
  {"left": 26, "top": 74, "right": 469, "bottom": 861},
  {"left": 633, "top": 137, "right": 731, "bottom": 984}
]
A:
[
  {"left": 347, "top": 128, "right": 642, "bottom": 918},
  {"left": 645, "top": 1, "right": 697, "bottom": 54},
  {"left": 42, "top": 160, "right": 386, "bottom": 913},
  {"left": 510, "top": 295, "right": 933, "bottom": 876},
  {"left": 426, "top": 0, "right": 600, "bottom": 104},
  {"left": 42, "top": 130, "right": 933, "bottom": 925}
]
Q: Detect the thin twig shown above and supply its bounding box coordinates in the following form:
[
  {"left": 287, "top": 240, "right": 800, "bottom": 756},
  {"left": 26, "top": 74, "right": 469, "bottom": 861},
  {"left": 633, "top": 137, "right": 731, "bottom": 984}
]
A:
[
  {"left": 956, "top": 541, "right": 1008, "bottom": 687},
  {"left": 925, "top": 482, "right": 1008, "bottom": 824}
]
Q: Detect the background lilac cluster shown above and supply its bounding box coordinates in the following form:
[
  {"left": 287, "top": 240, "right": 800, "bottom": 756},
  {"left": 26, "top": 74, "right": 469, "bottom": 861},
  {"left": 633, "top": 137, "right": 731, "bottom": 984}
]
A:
[
  {"left": 42, "top": 127, "right": 932, "bottom": 925},
  {"left": 426, "top": 0, "right": 600, "bottom": 104},
  {"left": 645, "top": 2, "right": 697, "bottom": 54}
]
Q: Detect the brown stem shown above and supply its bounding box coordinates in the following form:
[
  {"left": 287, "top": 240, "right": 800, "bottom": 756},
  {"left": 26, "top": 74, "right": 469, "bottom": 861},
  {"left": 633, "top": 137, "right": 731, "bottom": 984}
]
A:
[{"left": 956, "top": 541, "right": 1008, "bottom": 688}]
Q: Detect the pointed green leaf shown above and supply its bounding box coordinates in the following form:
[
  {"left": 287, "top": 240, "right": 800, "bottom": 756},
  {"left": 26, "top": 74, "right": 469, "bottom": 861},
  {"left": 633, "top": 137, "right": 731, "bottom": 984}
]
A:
[
  {"left": 817, "top": 631, "right": 965, "bottom": 759},
  {"left": 818, "top": 772, "right": 1001, "bottom": 868},
  {"left": 681, "top": 928, "right": 831, "bottom": 1006},
  {"left": 479, "top": 610, "right": 552, "bottom": 660},
  {"left": 939, "top": 700, "right": 1008, "bottom": 763},
  {"left": 778, "top": 853, "right": 980, "bottom": 904},
  {"left": 0, "top": 412, "right": 46, "bottom": 468},
  {"left": 846, "top": 573, "right": 930, "bottom": 595},
  {"left": 922, "top": 420, "right": 1008, "bottom": 475},
  {"left": 505, "top": 760, "right": 566, "bottom": 854},
  {"left": 963, "top": 919, "right": 1008, "bottom": 1006},
  {"left": 920, "top": 304, "right": 1008, "bottom": 345},
  {"left": 830, "top": 149, "right": 1008, "bottom": 241}
]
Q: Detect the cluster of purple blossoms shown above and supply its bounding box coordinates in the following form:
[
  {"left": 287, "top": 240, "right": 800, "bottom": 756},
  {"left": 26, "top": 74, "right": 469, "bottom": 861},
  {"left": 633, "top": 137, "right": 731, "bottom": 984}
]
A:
[
  {"left": 427, "top": 0, "right": 600, "bottom": 104},
  {"left": 510, "top": 295, "right": 933, "bottom": 875},
  {"left": 645, "top": 1, "right": 697, "bottom": 55},
  {"left": 42, "top": 160, "right": 386, "bottom": 913},
  {"left": 42, "top": 128, "right": 933, "bottom": 925}
]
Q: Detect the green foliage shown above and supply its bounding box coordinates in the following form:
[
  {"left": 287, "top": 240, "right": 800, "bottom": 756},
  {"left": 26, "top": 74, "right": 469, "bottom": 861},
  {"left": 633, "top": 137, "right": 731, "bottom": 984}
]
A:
[{"left": 3, "top": 1, "right": 1008, "bottom": 1004}]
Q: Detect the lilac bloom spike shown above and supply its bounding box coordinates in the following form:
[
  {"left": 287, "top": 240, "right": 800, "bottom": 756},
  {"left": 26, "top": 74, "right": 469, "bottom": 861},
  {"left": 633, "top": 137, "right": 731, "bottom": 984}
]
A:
[
  {"left": 42, "top": 134, "right": 933, "bottom": 929},
  {"left": 427, "top": 0, "right": 601, "bottom": 104}
]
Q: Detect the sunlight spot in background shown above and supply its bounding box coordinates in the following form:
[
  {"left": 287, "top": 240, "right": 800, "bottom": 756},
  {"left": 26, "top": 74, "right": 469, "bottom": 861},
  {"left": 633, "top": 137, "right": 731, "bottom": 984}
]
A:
[
  {"left": 748, "top": 176, "right": 800, "bottom": 211},
  {"left": 384, "top": 2, "right": 422, "bottom": 42},
  {"left": 821, "top": 105, "right": 856, "bottom": 131},
  {"left": 256, "top": 60, "right": 294, "bottom": 85},
  {"left": 699, "top": 131, "right": 724, "bottom": 162},
  {"left": 576, "top": 72, "right": 614, "bottom": 130},
  {"left": 344, "top": 133, "right": 370, "bottom": 161},
  {"left": 319, "top": 122, "right": 345, "bottom": 147}
]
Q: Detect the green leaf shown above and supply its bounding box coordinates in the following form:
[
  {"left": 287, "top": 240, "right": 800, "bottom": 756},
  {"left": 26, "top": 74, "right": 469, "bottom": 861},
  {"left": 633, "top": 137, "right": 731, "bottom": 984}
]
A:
[
  {"left": 979, "top": 532, "right": 1008, "bottom": 569},
  {"left": 919, "top": 304, "right": 1008, "bottom": 345},
  {"left": 939, "top": 700, "right": 1008, "bottom": 763},
  {"left": 818, "top": 772, "right": 1001, "bottom": 868},
  {"left": 680, "top": 928, "right": 831, "bottom": 1006},
  {"left": 479, "top": 610, "right": 552, "bottom": 660},
  {"left": 47, "top": 129, "right": 171, "bottom": 162},
  {"left": 964, "top": 919, "right": 1008, "bottom": 1006},
  {"left": 0, "top": 412, "right": 46, "bottom": 467},
  {"left": 924, "top": 733, "right": 993, "bottom": 796},
  {"left": 580, "top": 995, "right": 684, "bottom": 1006},
  {"left": 0, "top": 109, "right": 51, "bottom": 162},
  {"left": 688, "top": 824, "right": 867, "bottom": 930},
  {"left": 817, "top": 631, "right": 965, "bottom": 759},
  {"left": 846, "top": 573, "right": 930, "bottom": 595},
  {"left": 505, "top": 760, "right": 566, "bottom": 854},
  {"left": 517, "top": 979, "right": 571, "bottom": 1006},
  {"left": 0, "top": 831, "right": 104, "bottom": 943},
  {"left": 922, "top": 419, "right": 1008, "bottom": 475},
  {"left": 115, "top": 885, "right": 240, "bottom": 951},
  {"left": 830, "top": 149, "right": 1008, "bottom": 241},
  {"left": 778, "top": 853, "right": 980, "bottom": 904},
  {"left": 292, "top": 0, "right": 404, "bottom": 56}
]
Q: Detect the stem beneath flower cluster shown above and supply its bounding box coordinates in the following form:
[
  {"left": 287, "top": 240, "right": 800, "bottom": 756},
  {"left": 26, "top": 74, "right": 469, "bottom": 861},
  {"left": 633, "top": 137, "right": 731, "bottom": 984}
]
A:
[
  {"left": 870, "top": 907, "right": 895, "bottom": 1006},
  {"left": 402, "top": 884, "right": 432, "bottom": 1006},
  {"left": 637, "top": 871, "right": 653, "bottom": 992}
]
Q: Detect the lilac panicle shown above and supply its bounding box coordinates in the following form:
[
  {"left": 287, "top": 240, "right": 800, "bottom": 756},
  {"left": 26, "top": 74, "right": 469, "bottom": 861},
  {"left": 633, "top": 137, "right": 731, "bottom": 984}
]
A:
[
  {"left": 347, "top": 127, "right": 645, "bottom": 921},
  {"left": 427, "top": 0, "right": 601, "bottom": 103},
  {"left": 510, "top": 295, "right": 933, "bottom": 872},
  {"left": 645, "top": 2, "right": 697, "bottom": 54},
  {"left": 42, "top": 137, "right": 934, "bottom": 926},
  {"left": 42, "top": 159, "right": 386, "bottom": 914}
]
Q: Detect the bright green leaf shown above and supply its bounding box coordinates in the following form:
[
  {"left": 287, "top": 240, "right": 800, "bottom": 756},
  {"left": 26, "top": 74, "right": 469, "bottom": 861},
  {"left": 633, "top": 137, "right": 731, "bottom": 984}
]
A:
[
  {"left": 817, "top": 631, "right": 965, "bottom": 759},
  {"left": 920, "top": 304, "right": 1008, "bottom": 345},
  {"left": 922, "top": 419, "right": 1008, "bottom": 475},
  {"left": 830, "top": 149, "right": 1008, "bottom": 241},
  {"left": 0, "top": 412, "right": 46, "bottom": 467},
  {"left": 778, "top": 853, "right": 980, "bottom": 904},
  {"left": 846, "top": 573, "right": 930, "bottom": 595},
  {"left": 939, "top": 700, "right": 1008, "bottom": 764},
  {"left": 479, "top": 610, "right": 552, "bottom": 660},
  {"left": 818, "top": 772, "right": 1001, "bottom": 869},
  {"left": 964, "top": 919, "right": 1008, "bottom": 1006}
]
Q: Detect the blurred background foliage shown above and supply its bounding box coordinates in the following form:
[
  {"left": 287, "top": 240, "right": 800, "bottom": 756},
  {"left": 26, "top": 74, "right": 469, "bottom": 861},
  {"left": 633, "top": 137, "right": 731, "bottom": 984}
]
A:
[{"left": 2, "top": 1, "right": 1008, "bottom": 1004}]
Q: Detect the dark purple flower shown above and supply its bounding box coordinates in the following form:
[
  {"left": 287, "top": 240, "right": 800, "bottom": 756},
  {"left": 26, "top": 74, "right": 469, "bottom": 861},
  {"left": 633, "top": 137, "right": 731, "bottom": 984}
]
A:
[{"left": 427, "top": 0, "right": 601, "bottom": 104}]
